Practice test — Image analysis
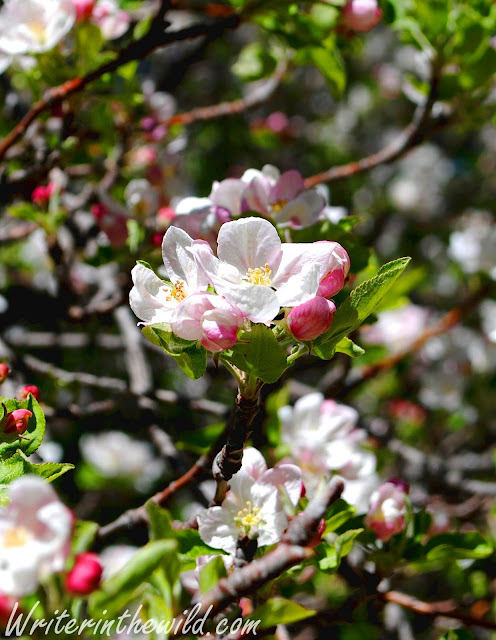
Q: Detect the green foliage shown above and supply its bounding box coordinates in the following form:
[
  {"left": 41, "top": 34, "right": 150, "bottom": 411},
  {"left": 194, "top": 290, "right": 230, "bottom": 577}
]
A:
[
  {"left": 199, "top": 555, "right": 228, "bottom": 593},
  {"left": 424, "top": 532, "right": 493, "bottom": 561},
  {"left": 251, "top": 597, "right": 316, "bottom": 628},
  {"left": 318, "top": 529, "right": 363, "bottom": 572},
  {"left": 312, "top": 257, "right": 411, "bottom": 359},
  {"left": 0, "top": 395, "right": 46, "bottom": 457},
  {"left": 324, "top": 499, "right": 357, "bottom": 534},
  {"left": 229, "top": 324, "right": 287, "bottom": 383},
  {"left": 142, "top": 324, "right": 207, "bottom": 380}
]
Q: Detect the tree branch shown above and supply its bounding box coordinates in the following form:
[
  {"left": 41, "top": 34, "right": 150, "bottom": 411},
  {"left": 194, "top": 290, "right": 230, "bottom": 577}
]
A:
[{"left": 304, "top": 62, "right": 443, "bottom": 188}]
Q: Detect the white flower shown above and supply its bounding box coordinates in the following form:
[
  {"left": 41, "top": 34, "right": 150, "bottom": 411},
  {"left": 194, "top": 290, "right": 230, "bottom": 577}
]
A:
[
  {"left": 360, "top": 304, "right": 430, "bottom": 354},
  {"left": 0, "top": 475, "right": 73, "bottom": 596},
  {"left": 192, "top": 217, "right": 349, "bottom": 324},
  {"left": 0, "top": 0, "right": 76, "bottom": 55},
  {"left": 124, "top": 179, "right": 158, "bottom": 217},
  {"left": 197, "top": 447, "right": 300, "bottom": 554},
  {"left": 80, "top": 431, "right": 165, "bottom": 492},
  {"left": 129, "top": 226, "right": 209, "bottom": 325},
  {"left": 448, "top": 210, "right": 496, "bottom": 279}
]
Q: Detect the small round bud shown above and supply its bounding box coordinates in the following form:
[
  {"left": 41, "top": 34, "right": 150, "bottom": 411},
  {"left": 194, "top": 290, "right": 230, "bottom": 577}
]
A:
[
  {"left": 342, "top": 0, "right": 382, "bottom": 32},
  {"left": 0, "top": 363, "right": 10, "bottom": 385},
  {"left": 17, "top": 385, "right": 40, "bottom": 402},
  {"left": 72, "top": 0, "right": 95, "bottom": 21},
  {"left": 3, "top": 409, "right": 32, "bottom": 436},
  {"left": 287, "top": 297, "right": 336, "bottom": 342},
  {"left": 65, "top": 553, "right": 103, "bottom": 596}
]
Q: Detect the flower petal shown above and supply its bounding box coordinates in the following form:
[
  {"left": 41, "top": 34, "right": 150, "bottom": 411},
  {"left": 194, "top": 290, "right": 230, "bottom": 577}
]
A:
[
  {"left": 129, "top": 264, "right": 175, "bottom": 324},
  {"left": 162, "top": 226, "right": 209, "bottom": 292},
  {"left": 216, "top": 218, "right": 282, "bottom": 275}
]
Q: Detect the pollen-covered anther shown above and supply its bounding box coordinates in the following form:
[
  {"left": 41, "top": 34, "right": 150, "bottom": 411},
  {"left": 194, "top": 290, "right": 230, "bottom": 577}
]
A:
[
  {"left": 235, "top": 502, "right": 262, "bottom": 530},
  {"left": 246, "top": 264, "right": 272, "bottom": 286},
  {"left": 166, "top": 280, "right": 187, "bottom": 302},
  {"left": 271, "top": 199, "right": 288, "bottom": 214}
]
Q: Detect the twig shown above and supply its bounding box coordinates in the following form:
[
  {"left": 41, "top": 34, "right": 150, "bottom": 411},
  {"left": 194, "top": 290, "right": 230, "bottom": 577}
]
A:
[
  {"left": 161, "top": 63, "right": 286, "bottom": 128},
  {"left": 382, "top": 590, "right": 496, "bottom": 631},
  {"left": 304, "top": 61, "right": 442, "bottom": 188},
  {"left": 114, "top": 305, "right": 153, "bottom": 395},
  {"left": 0, "top": 13, "right": 239, "bottom": 161},
  {"left": 212, "top": 385, "right": 262, "bottom": 505}
]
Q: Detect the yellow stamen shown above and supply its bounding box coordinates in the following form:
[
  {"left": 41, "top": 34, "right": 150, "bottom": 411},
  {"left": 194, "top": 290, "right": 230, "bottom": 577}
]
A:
[
  {"left": 165, "top": 281, "right": 187, "bottom": 302},
  {"left": 3, "top": 526, "right": 30, "bottom": 548},
  {"left": 235, "top": 503, "right": 263, "bottom": 531},
  {"left": 246, "top": 264, "right": 272, "bottom": 286},
  {"left": 271, "top": 199, "right": 288, "bottom": 214}
]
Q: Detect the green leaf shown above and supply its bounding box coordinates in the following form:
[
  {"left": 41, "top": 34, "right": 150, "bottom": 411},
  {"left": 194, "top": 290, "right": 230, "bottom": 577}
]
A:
[
  {"left": 89, "top": 540, "right": 178, "bottom": 618},
  {"left": 230, "top": 324, "right": 287, "bottom": 383},
  {"left": 174, "top": 529, "right": 219, "bottom": 561},
  {"left": 335, "top": 337, "right": 365, "bottom": 358},
  {"left": 0, "top": 395, "right": 46, "bottom": 458},
  {"left": 199, "top": 555, "right": 228, "bottom": 594},
  {"left": 72, "top": 521, "right": 100, "bottom": 555},
  {"left": 147, "top": 502, "right": 174, "bottom": 540},
  {"left": 318, "top": 529, "right": 363, "bottom": 572},
  {"left": 324, "top": 499, "right": 356, "bottom": 534},
  {"left": 232, "top": 43, "right": 277, "bottom": 81},
  {"left": 148, "top": 326, "right": 207, "bottom": 380},
  {"left": 424, "top": 533, "right": 492, "bottom": 561},
  {"left": 312, "top": 257, "right": 411, "bottom": 359},
  {"left": 0, "top": 451, "right": 73, "bottom": 505},
  {"left": 441, "top": 631, "right": 474, "bottom": 640},
  {"left": 307, "top": 45, "right": 346, "bottom": 96},
  {"left": 251, "top": 598, "right": 316, "bottom": 629}
]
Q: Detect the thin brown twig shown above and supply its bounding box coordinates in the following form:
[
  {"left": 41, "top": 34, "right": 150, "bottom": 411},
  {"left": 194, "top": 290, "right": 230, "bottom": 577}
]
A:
[
  {"left": 304, "top": 61, "right": 442, "bottom": 188},
  {"left": 0, "top": 13, "right": 239, "bottom": 162},
  {"left": 382, "top": 590, "right": 496, "bottom": 631}
]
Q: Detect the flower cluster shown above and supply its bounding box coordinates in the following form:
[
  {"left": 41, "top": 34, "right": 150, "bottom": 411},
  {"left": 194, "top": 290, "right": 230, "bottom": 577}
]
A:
[
  {"left": 130, "top": 216, "right": 350, "bottom": 352},
  {"left": 279, "top": 392, "right": 378, "bottom": 511},
  {"left": 169, "top": 165, "right": 328, "bottom": 239}
]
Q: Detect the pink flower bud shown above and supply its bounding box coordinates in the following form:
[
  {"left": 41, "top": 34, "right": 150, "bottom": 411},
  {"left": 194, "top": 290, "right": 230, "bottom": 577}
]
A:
[
  {"left": 364, "top": 481, "right": 407, "bottom": 542},
  {"left": 31, "top": 184, "right": 55, "bottom": 206},
  {"left": 65, "top": 552, "right": 103, "bottom": 596},
  {"left": 0, "top": 363, "right": 10, "bottom": 384},
  {"left": 72, "top": 0, "right": 95, "bottom": 21},
  {"left": 3, "top": 409, "right": 32, "bottom": 436},
  {"left": 201, "top": 321, "right": 239, "bottom": 352},
  {"left": 0, "top": 594, "right": 19, "bottom": 627},
  {"left": 387, "top": 477, "right": 410, "bottom": 495},
  {"left": 342, "top": 0, "right": 382, "bottom": 32},
  {"left": 287, "top": 297, "right": 336, "bottom": 341},
  {"left": 17, "top": 385, "right": 40, "bottom": 402},
  {"left": 91, "top": 203, "right": 129, "bottom": 247}
]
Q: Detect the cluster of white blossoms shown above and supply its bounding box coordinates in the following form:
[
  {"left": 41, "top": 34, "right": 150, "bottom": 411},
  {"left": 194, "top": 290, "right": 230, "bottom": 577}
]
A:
[
  {"left": 130, "top": 216, "right": 350, "bottom": 350},
  {"left": 360, "top": 303, "right": 430, "bottom": 355},
  {"left": 279, "top": 392, "right": 379, "bottom": 511},
  {"left": 0, "top": 475, "right": 73, "bottom": 596},
  {"left": 0, "top": 0, "right": 129, "bottom": 74}
]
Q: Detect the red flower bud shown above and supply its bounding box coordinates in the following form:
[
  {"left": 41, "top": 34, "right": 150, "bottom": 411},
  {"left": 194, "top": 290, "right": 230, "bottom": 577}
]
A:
[
  {"left": 0, "top": 363, "right": 10, "bottom": 385},
  {"left": 17, "top": 385, "right": 40, "bottom": 402},
  {"left": 3, "top": 409, "right": 32, "bottom": 436},
  {"left": 65, "top": 553, "right": 103, "bottom": 596},
  {"left": 31, "top": 183, "right": 55, "bottom": 206},
  {"left": 72, "top": 0, "right": 95, "bottom": 21},
  {"left": 342, "top": 0, "right": 382, "bottom": 32},
  {"left": 287, "top": 297, "right": 336, "bottom": 342},
  {"left": 0, "top": 594, "right": 19, "bottom": 627}
]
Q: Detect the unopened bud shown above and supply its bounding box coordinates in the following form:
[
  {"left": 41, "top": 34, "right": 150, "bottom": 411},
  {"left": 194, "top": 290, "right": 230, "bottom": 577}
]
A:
[
  {"left": 3, "top": 409, "right": 32, "bottom": 436},
  {"left": 342, "top": 0, "right": 382, "bottom": 32},
  {"left": 0, "top": 363, "right": 10, "bottom": 385},
  {"left": 31, "top": 183, "right": 55, "bottom": 206},
  {"left": 364, "top": 481, "right": 408, "bottom": 542},
  {"left": 65, "top": 553, "right": 103, "bottom": 596},
  {"left": 72, "top": 0, "right": 95, "bottom": 21},
  {"left": 287, "top": 297, "right": 336, "bottom": 342},
  {"left": 0, "top": 594, "right": 19, "bottom": 627},
  {"left": 17, "top": 385, "right": 40, "bottom": 402}
]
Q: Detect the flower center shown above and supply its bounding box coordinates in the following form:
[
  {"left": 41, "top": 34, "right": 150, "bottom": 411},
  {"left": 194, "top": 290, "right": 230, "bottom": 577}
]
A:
[
  {"left": 271, "top": 199, "right": 288, "bottom": 214},
  {"left": 235, "top": 500, "right": 263, "bottom": 534},
  {"left": 3, "top": 526, "right": 30, "bottom": 548},
  {"left": 28, "top": 22, "right": 47, "bottom": 44},
  {"left": 246, "top": 264, "right": 272, "bottom": 286},
  {"left": 166, "top": 280, "right": 187, "bottom": 302}
]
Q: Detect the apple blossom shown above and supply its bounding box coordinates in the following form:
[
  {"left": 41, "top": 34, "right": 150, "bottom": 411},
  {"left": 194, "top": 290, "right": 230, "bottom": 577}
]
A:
[
  {"left": 287, "top": 297, "right": 336, "bottom": 341},
  {"left": 91, "top": 202, "right": 129, "bottom": 247},
  {"left": 170, "top": 292, "right": 243, "bottom": 352},
  {"left": 31, "top": 184, "right": 55, "bottom": 207},
  {"left": 65, "top": 552, "right": 103, "bottom": 595},
  {"left": 2, "top": 409, "right": 32, "bottom": 436},
  {"left": 80, "top": 431, "right": 165, "bottom": 492},
  {"left": 0, "top": 475, "right": 73, "bottom": 596},
  {"left": 72, "top": 0, "right": 95, "bottom": 21},
  {"left": 360, "top": 304, "right": 430, "bottom": 355},
  {"left": 0, "top": 0, "right": 76, "bottom": 55},
  {"left": 16, "top": 385, "right": 40, "bottom": 402},
  {"left": 191, "top": 217, "right": 349, "bottom": 324},
  {"left": 92, "top": 0, "right": 130, "bottom": 40},
  {"left": 0, "top": 593, "right": 19, "bottom": 627},
  {"left": 364, "top": 480, "right": 409, "bottom": 542},
  {"left": 197, "top": 447, "right": 300, "bottom": 554},
  {"left": 124, "top": 179, "right": 158, "bottom": 217},
  {"left": 169, "top": 196, "right": 230, "bottom": 245},
  {"left": 129, "top": 226, "right": 210, "bottom": 325},
  {"left": 342, "top": 0, "right": 382, "bottom": 32}
]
